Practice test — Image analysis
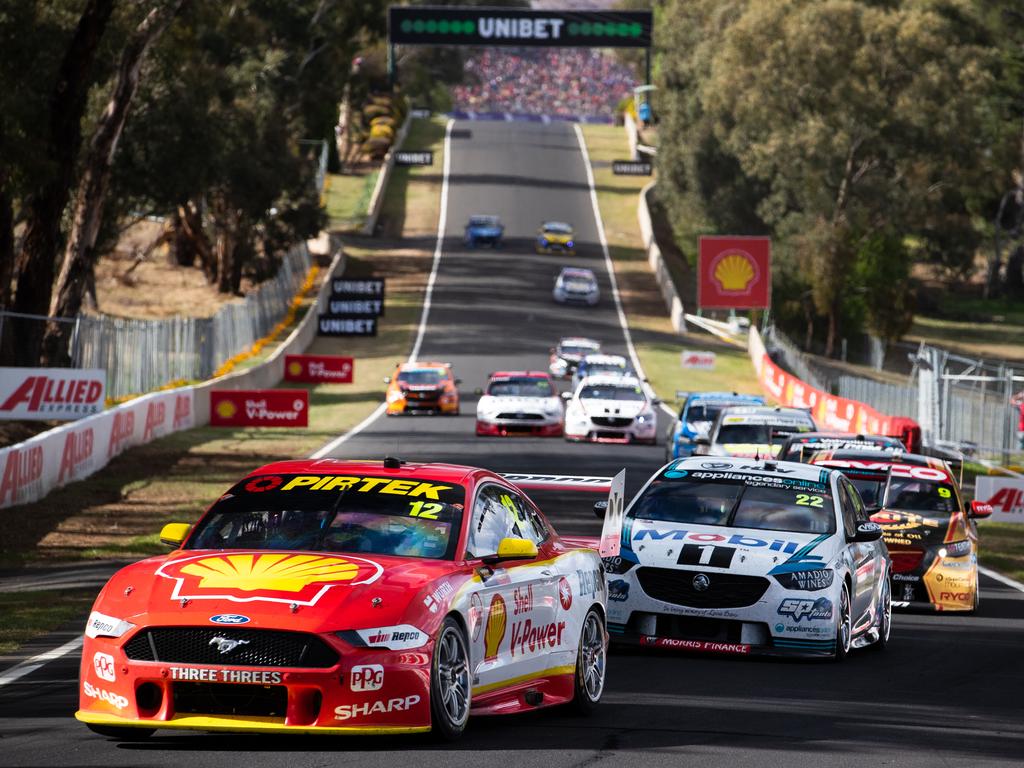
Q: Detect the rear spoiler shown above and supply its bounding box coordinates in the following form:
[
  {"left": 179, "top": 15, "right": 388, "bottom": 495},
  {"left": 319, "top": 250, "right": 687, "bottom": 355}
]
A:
[
  {"left": 501, "top": 473, "right": 613, "bottom": 493},
  {"left": 503, "top": 470, "right": 626, "bottom": 558}
]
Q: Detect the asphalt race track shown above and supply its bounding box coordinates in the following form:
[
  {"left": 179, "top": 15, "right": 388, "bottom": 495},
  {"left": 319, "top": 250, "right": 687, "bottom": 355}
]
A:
[{"left": 2, "top": 120, "right": 1023, "bottom": 767}]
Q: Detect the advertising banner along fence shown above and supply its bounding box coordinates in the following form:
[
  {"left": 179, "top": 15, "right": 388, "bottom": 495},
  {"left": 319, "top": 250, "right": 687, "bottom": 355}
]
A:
[
  {"left": 210, "top": 389, "right": 309, "bottom": 428},
  {"left": 974, "top": 476, "right": 1024, "bottom": 523},
  {"left": 0, "top": 367, "right": 106, "bottom": 421},
  {"left": 284, "top": 354, "right": 354, "bottom": 384}
]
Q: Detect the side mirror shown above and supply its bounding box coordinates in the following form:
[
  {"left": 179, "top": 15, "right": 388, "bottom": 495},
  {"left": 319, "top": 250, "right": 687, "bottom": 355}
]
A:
[
  {"left": 383, "top": 376, "right": 391, "bottom": 384},
  {"left": 593, "top": 500, "right": 608, "bottom": 519},
  {"left": 970, "top": 500, "right": 993, "bottom": 519},
  {"left": 852, "top": 521, "right": 883, "bottom": 543},
  {"left": 561, "top": 391, "right": 573, "bottom": 401},
  {"left": 455, "top": 378, "right": 463, "bottom": 386},
  {"left": 160, "top": 522, "right": 191, "bottom": 548},
  {"left": 483, "top": 537, "right": 538, "bottom": 564}
]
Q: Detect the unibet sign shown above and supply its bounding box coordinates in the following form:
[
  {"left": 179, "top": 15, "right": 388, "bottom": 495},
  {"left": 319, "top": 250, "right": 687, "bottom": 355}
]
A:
[{"left": 389, "top": 7, "right": 653, "bottom": 49}]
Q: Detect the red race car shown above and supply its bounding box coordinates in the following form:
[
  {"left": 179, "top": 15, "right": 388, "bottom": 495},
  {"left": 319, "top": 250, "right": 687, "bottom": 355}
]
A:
[{"left": 76, "top": 459, "right": 611, "bottom": 741}]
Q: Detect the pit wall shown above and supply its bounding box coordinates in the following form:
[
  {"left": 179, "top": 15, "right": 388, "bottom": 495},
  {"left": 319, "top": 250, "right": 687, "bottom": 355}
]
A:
[
  {"left": 748, "top": 326, "right": 919, "bottom": 439},
  {"left": 0, "top": 248, "right": 344, "bottom": 510}
]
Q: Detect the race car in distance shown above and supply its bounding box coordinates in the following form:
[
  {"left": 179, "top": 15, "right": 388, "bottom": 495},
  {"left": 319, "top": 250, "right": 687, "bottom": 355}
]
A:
[
  {"left": 384, "top": 362, "right": 460, "bottom": 415},
  {"left": 695, "top": 405, "right": 816, "bottom": 458},
  {"left": 549, "top": 337, "right": 601, "bottom": 379},
  {"left": 604, "top": 456, "right": 891, "bottom": 659},
  {"left": 76, "top": 459, "right": 610, "bottom": 741},
  {"left": 536, "top": 221, "right": 575, "bottom": 254},
  {"left": 564, "top": 375, "right": 658, "bottom": 444},
  {"left": 809, "top": 450, "right": 992, "bottom": 611},
  {"left": 778, "top": 432, "right": 905, "bottom": 463},
  {"left": 476, "top": 371, "right": 563, "bottom": 437},
  {"left": 464, "top": 215, "right": 504, "bottom": 248},
  {"left": 665, "top": 392, "right": 766, "bottom": 463},
  {"left": 553, "top": 267, "right": 600, "bottom": 306},
  {"left": 571, "top": 353, "right": 631, "bottom": 391}
]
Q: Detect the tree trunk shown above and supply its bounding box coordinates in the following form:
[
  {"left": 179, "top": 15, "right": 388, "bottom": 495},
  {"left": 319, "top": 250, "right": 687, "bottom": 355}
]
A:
[
  {"left": 825, "top": 305, "right": 838, "bottom": 359},
  {"left": 11, "top": 0, "right": 116, "bottom": 364},
  {"left": 43, "top": 1, "right": 184, "bottom": 365},
  {"left": 0, "top": 174, "right": 13, "bottom": 308},
  {"left": 175, "top": 200, "right": 215, "bottom": 278}
]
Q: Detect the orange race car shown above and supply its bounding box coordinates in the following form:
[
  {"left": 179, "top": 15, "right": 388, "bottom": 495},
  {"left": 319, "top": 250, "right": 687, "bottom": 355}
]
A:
[{"left": 384, "top": 362, "right": 461, "bottom": 415}]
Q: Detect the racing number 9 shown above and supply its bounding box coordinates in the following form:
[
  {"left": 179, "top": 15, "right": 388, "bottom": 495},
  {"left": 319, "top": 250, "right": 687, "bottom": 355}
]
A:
[
  {"left": 409, "top": 501, "right": 443, "bottom": 519},
  {"left": 795, "top": 494, "right": 824, "bottom": 508},
  {"left": 937, "top": 487, "right": 951, "bottom": 498}
]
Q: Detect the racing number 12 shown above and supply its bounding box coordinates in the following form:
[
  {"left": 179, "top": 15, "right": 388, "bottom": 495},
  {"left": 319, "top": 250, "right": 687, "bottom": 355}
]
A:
[{"left": 409, "top": 501, "right": 442, "bottom": 519}]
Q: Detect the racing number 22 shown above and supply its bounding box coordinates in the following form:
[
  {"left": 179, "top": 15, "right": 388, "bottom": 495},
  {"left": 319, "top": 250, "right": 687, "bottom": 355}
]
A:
[
  {"left": 795, "top": 494, "right": 823, "bottom": 508},
  {"left": 409, "top": 501, "right": 443, "bottom": 519}
]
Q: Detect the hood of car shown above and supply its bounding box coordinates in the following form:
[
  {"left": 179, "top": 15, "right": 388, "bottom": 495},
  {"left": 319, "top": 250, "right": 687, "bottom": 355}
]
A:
[
  {"left": 479, "top": 395, "right": 558, "bottom": 411},
  {"left": 627, "top": 521, "right": 835, "bottom": 578},
  {"left": 541, "top": 232, "right": 572, "bottom": 244},
  {"left": 871, "top": 508, "right": 957, "bottom": 548},
  {"left": 94, "top": 550, "right": 463, "bottom": 634},
  {"left": 469, "top": 225, "right": 502, "bottom": 236},
  {"left": 580, "top": 398, "right": 647, "bottom": 418}
]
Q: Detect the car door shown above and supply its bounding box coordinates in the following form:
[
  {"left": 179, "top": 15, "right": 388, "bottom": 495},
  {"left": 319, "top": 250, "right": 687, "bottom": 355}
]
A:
[
  {"left": 464, "top": 483, "right": 556, "bottom": 692},
  {"left": 839, "top": 479, "right": 879, "bottom": 627}
]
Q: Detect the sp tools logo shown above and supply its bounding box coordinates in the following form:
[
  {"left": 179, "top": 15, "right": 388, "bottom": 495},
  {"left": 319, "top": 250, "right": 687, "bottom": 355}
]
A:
[
  {"left": 157, "top": 552, "right": 383, "bottom": 606},
  {"left": 778, "top": 597, "right": 833, "bottom": 622}
]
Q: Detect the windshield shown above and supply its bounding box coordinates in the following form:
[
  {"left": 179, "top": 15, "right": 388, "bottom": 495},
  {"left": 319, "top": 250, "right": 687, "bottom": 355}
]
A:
[
  {"left": 580, "top": 384, "right": 645, "bottom": 402},
  {"left": 632, "top": 475, "right": 835, "bottom": 534},
  {"left": 718, "top": 423, "right": 807, "bottom": 446},
  {"left": 470, "top": 216, "right": 498, "bottom": 227},
  {"left": 559, "top": 343, "right": 598, "bottom": 357},
  {"left": 543, "top": 222, "right": 572, "bottom": 234},
  {"left": 398, "top": 369, "right": 445, "bottom": 386},
  {"left": 188, "top": 474, "right": 466, "bottom": 560},
  {"left": 487, "top": 376, "right": 553, "bottom": 397},
  {"left": 686, "top": 404, "right": 726, "bottom": 423},
  {"left": 884, "top": 477, "right": 959, "bottom": 514},
  {"left": 584, "top": 362, "right": 626, "bottom": 377}
]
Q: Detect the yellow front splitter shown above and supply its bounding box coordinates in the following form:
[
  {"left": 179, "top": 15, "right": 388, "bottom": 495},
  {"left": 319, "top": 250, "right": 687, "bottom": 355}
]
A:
[{"left": 76, "top": 710, "right": 430, "bottom": 736}]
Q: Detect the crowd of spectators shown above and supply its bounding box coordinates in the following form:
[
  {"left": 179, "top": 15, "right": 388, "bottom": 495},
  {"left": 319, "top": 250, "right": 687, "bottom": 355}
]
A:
[{"left": 451, "top": 48, "right": 637, "bottom": 120}]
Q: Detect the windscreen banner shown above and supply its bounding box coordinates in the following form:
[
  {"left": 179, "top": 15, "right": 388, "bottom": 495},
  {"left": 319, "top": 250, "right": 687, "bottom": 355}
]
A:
[
  {"left": 389, "top": 7, "right": 653, "bottom": 48},
  {"left": 0, "top": 367, "right": 106, "bottom": 421}
]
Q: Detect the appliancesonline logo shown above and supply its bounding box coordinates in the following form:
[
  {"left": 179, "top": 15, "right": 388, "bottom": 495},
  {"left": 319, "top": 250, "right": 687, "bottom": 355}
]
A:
[{"left": 157, "top": 552, "right": 383, "bottom": 606}]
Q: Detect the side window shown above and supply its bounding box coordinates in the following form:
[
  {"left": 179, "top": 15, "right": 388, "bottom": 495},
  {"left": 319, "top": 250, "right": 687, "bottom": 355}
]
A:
[
  {"left": 844, "top": 480, "right": 869, "bottom": 523},
  {"left": 506, "top": 492, "right": 549, "bottom": 546},
  {"left": 466, "top": 485, "right": 520, "bottom": 558},
  {"left": 837, "top": 483, "right": 858, "bottom": 539}
]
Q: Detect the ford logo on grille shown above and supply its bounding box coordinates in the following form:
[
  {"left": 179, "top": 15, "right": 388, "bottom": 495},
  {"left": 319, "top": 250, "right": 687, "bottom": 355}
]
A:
[
  {"left": 209, "top": 614, "right": 250, "bottom": 625},
  {"left": 692, "top": 573, "right": 711, "bottom": 592}
]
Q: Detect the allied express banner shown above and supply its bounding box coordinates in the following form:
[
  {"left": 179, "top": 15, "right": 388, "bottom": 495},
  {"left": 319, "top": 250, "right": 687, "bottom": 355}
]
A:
[
  {"left": 0, "top": 367, "right": 106, "bottom": 420},
  {"left": 389, "top": 7, "right": 653, "bottom": 48}
]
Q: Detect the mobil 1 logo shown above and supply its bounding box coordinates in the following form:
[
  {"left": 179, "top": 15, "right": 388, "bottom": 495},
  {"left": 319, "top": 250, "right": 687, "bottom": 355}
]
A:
[
  {"left": 318, "top": 315, "right": 377, "bottom": 337},
  {"left": 677, "top": 544, "right": 735, "bottom": 568}
]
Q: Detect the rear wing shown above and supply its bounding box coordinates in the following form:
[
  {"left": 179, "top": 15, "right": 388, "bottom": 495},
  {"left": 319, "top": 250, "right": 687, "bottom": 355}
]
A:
[{"left": 503, "top": 470, "right": 626, "bottom": 558}]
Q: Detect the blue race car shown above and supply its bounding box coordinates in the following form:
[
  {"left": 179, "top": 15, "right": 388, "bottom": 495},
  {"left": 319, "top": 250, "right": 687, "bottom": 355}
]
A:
[
  {"left": 664, "top": 391, "right": 766, "bottom": 462},
  {"left": 464, "top": 215, "right": 504, "bottom": 248}
]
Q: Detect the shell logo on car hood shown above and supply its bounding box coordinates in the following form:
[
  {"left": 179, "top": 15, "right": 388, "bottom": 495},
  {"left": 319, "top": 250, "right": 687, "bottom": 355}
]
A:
[{"left": 157, "top": 552, "right": 384, "bottom": 606}]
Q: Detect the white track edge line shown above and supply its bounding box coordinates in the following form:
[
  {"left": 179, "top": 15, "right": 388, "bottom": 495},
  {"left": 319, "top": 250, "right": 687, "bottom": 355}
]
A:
[
  {"left": 978, "top": 565, "right": 1024, "bottom": 594},
  {"left": 0, "top": 636, "right": 82, "bottom": 689},
  {"left": 311, "top": 118, "right": 456, "bottom": 459},
  {"left": 573, "top": 124, "right": 674, "bottom": 420}
]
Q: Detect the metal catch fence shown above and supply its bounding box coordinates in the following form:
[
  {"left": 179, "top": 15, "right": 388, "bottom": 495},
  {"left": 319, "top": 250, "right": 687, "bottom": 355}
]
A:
[{"left": 0, "top": 244, "right": 311, "bottom": 400}]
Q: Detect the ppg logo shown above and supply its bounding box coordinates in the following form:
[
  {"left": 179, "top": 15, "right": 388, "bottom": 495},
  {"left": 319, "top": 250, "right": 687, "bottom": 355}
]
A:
[
  {"left": 350, "top": 664, "right": 385, "bottom": 692},
  {"left": 93, "top": 652, "right": 116, "bottom": 682}
]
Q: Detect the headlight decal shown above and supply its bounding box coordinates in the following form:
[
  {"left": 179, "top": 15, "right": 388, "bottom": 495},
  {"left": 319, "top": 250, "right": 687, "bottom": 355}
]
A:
[{"left": 774, "top": 569, "right": 835, "bottom": 591}]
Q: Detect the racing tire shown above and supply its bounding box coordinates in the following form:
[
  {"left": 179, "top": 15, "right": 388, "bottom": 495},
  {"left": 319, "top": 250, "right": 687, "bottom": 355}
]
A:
[
  {"left": 570, "top": 608, "right": 606, "bottom": 715},
  {"left": 834, "top": 582, "right": 853, "bottom": 662},
  {"left": 430, "top": 617, "right": 471, "bottom": 742},
  {"left": 868, "top": 576, "right": 892, "bottom": 651},
  {"left": 85, "top": 724, "right": 155, "bottom": 741}
]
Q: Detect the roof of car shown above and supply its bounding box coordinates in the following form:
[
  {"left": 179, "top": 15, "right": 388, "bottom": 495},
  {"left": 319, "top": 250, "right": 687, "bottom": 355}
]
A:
[
  {"left": 559, "top": 267, "right": 596, "bottom": 279},
  {"left": 398, "top": 361, "right": 451, "bottom": 372},
  {"left": 468, "top": 215, "right": 500, "bottom": 225},
  {"left": 669, "top": 455, "right": 833, "bottom": 484},
  {"left": 489, "top": 371, "right": 550, "bottom": 379},
  {"left": 579, "top": 373, "right": 643, "bottom": 388},
  {"left": 541, "top": 221, "right": 572, "bottom": 232},
  {"left": 809, "top": 451, "right": 955, "bottom": 482},
  {"left": 581, "top": 354, "right": 627, "bottom": 366},
  {"left": 558, "top": 337, "right": 600, "bottom": 347},
  {"left": 242, "top": 459, "right": 484, "bottom": 487},
  {"left": 718, "top": 405, "right": 815, "bottom": 425},
  {"left": 683, "top": 391, "right": 765, "bottom": 404}
]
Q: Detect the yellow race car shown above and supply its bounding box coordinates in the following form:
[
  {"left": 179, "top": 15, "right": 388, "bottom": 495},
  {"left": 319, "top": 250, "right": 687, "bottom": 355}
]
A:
[{"left": 536, "top": 221, "right": 575, "bottom": 254}]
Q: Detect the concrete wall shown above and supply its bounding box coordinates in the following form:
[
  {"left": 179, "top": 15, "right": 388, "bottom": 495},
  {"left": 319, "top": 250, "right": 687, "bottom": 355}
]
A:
[{"left": 637, "top": 181, "right": 687, "bottom": 333}]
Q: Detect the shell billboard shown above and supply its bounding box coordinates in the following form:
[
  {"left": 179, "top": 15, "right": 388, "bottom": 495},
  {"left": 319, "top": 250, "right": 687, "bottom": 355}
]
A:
[{"left": 698, "top": 236, "right": 771, "bottom": 310}]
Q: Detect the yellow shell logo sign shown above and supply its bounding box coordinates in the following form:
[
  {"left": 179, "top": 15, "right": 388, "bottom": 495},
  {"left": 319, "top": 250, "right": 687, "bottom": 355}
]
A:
[
  {"left": 287, "top": 361, "right": 303, "bottom": 377},
  {"left": 158, "top": 552, "right": 382, "bottom": 606},
  {"left": 711, "top": 251, "right": 758, "bottom": 294},
  {"left": 215, "top": 399, "right": 237, "bottom": 419},
  {"left": 483, "top": 594, "right": 507, "bottom": 661}
]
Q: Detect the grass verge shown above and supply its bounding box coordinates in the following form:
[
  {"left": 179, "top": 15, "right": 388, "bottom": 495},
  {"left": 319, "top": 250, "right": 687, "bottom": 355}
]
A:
[
  {"left": 0, "top": 118, "right": 449, "bottom": 571},
  {"left": 977, "top": 522, "right": 1024, "bottom": 584},
  {"left": 0, "top": 590, "right": 97, "bottom": 654},
  {"left": 579, "top": 124, "right": 762, "bottom": 409},
  {"left": 323, "top": 169, "right": 379, "bottom": 232}
]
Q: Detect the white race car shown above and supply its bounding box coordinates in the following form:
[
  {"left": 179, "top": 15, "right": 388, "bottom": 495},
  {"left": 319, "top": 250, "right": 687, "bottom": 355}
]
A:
[
  {"left": 549, "top": 337, "right": 601, "bottom": 379},
  {"left": 475, "top": 371, "right": 564, "bottom": 437},
  {"left": 697, "top": 406, "right": 816, "bottom": 458},
  {"left": 571, "top": 353, "right": 631, "bottom": 392},
  {"left": 553, "top": 267, "right": 599, "bottom": 306},
  {"left": 563, "top": 375, "right": 657, "bottom": 444},
  {"left": 603, "top": 456, "right": 891, "bottom": 659}
]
